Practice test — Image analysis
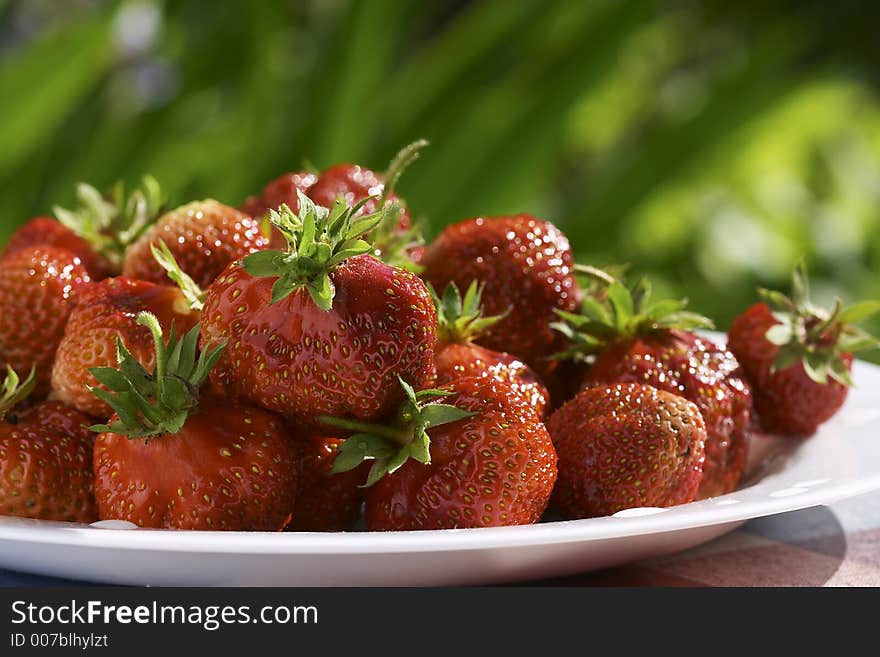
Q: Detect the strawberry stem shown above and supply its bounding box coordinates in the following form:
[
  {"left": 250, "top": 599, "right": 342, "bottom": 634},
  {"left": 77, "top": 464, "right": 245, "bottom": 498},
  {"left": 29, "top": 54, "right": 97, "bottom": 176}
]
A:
[{"left": 318, "top": 416, "right": 410, "bottom": 445}]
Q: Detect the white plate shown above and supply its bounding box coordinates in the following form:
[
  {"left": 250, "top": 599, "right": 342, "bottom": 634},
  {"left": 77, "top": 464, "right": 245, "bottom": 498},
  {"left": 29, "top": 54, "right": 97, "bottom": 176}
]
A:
[{"left": 1, "top": 359, "right": 880, "bottom": 587}]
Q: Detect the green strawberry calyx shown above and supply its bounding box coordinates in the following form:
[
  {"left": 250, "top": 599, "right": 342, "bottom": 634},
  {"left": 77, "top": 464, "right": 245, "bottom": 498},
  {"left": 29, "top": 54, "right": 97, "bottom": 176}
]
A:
[
  {"left": 430, "top": 280, "right": 508, "bottom": 344},
  {"left": 88, "top": 312, "right": 226, "bottom": 440},
  {"left": 53, "top": 175, "right": 165, "bottom": 271},
  {"left": 552, "top": 267, "right": 714, "bottom": 359},
  {"left": 150, "top": 240, "right": 206, "bottom": 311},
  {"left": 319, "top": 377, "right": 475, "bottom": 487},
  {"left": 0, "top": 366, "right": 36, "bottom": 422},
  {"left": 241, "top": 191, "right": 385, "bottom": 310},
  {"left": 759, "top": 260, "right": 880, "bottom": 386}
]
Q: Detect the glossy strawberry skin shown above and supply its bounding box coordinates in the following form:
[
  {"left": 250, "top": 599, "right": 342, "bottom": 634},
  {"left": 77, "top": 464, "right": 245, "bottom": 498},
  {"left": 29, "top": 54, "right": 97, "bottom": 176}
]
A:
[
  {"left": 434, "top": 342, "right": 550, "bottom": 418},
  {"left": 727, "top": 302, "right": 851, "bottom": 437},
  {"left": 93, "top": 397, "right": 299, "bottom": 530},
  {"left": 549, "top": 383, "right": 707, "bottom": 519},
  {"left": 51, "top": 277, "right": 198, "bottom": 419},
  {"left": 200, "top": 254, "right": 437, "bottom": 428},
  {"left": 287, "top": 436, "right": 366, "bottom": 532},
  {"left": 241, "top": 172, "right": 319, "bottom": 249},
  {"left": 365, "top": 376, "right": 557, "bottom": 531},
  {"left": 122, "top": 200, "right": 269, "bottom": 288},
  {"left": 582, "top": 330, "right": 750, "bottom": 499},
  {"left": 421, "top": 214, "right": 579, "bottom": 371},
  {"left": 0, "top": 246, "right": 92, "bottom": 396},
  {"left": 0, "top": 400, "right": 97, "bottom": 523},
  {"left": 2, "top": 217, "right": 112, "bottom": 279},
  {"left": 308, "top": 163, "right": 412, "bottom": 229}
]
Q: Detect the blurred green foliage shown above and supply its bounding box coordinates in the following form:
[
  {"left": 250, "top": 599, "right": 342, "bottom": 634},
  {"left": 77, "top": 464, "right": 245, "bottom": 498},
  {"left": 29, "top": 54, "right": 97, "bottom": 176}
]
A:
[{"left": 1, "top": 0, "right": 879, "bottom": 352}]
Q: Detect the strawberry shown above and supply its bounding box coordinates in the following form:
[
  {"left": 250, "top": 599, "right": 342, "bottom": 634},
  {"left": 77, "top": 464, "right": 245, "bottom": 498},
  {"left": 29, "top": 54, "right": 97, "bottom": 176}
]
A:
[
  {"left": 0, "top": 246, "right": 92, "bottom": 396},
  {"left": 91, "top": 313, "right": 300, "bottom": 530},
  {"left": 727, "top": 261, "right": 880, "bottom": 437},
  {"left": 420, "top": 213, "right": 580, "bottom": 372},
  {"left": 200, "top": 194, "right": 436, "bottom": 429},
  {"left": 548, "top": 383, "right": 707, "bottom": 519},
  {"left": 2, "top": 216, "right": 112, "bottom": 279},
  {"left": 432, "top": 281, "right": 549, "bottom": 417},
  {"left": 241, "top": 171, "right": 318, "bottom": 229},
  {"left": 51, "top": 277, "right": 198, "bottom": 419},
  {"left": 323, "top": 377, "right": 557, "bottom": 531},
  {"left": 122, "top": 200, "right": 269, "bottom": 288},
  {"left": 555, "top": 274, "right": 750, "bottom": 499},
  {"left": 287, "top": 435, "right": 366, "bottom": 532},
  {"left": 243, "top": 142, "right": 428, "bottom": 267},
  {"left": 0, "top": 367, "right": 97, "bottom": 523}
]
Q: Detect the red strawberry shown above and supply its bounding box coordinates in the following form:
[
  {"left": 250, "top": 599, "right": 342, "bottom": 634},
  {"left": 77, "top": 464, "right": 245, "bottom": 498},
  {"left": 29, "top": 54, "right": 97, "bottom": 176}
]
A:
[
  {"left": 432, "top": 281, "right": 549, "bottom": 417},
  {"left": 51, "top": 277, "right": 198, "bottom": 418},
  {"left": 91, "top": 313, "right": 300, "bottom": 530},
  {"left": 323, "top": 377, "right": 557, "bottom": 531},
  {"left": 557, "top": 275, "right": 750, "bottom": 499},
  {"left": 421, "top": 214, "right": 580, "bottom": 372},
  {"left": 2, "top": 216, "right": 112, "bottom": 279},
  {"left": 727, "top": 262, "right": 879, "bottom": 436},
  {"left": 0, "top": 368, "right": 97, "bottom": 523},
  {"left": 287, "top": 436, "right": 366, "bottom": 532},
  {"left": 308, "top": 163, "right": 411, "bottom": 230},
  {"left": 122, "top": 200, "right": 269, "bottom": 289},
  {"left": 242, "top": 171, "right": 319, "bottom": 221},
  {"left": 200, "top": 196, "right": 436, "bottom": 429},
  {"left": 549, "top": 383, "right": 707, "bottom": 519},
  {"left": 0, "top": 246, "right": 92, "bottom": 396}
]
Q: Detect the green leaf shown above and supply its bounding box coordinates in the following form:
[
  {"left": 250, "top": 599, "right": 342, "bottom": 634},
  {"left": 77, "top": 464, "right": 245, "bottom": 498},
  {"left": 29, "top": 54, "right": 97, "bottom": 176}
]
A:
[
  {"left": 772, "top": 343, "right": 803, "bottom": 372},
  {"left": 802, "top": 352, "right": 828, "bottom": 385},
  {"left": 306, "top": 275, "right": 334, "bottom": 311},
  {"left": 829, "top": 357, "right": 854, "bottom": 387},
  {"left": 409, "top": 432, "right": 431, "bottom": 465},
  {"left": 576, "top": 297, "right": 611, "bottom": 324},
  {"left": 242, "top": 250, "right": 287, "bottom": 279},
  {"left": 607, "top": 282, "right": 634, "bottom": 331},
  {"left": 150, "top": 240, "right": 205, "bottom": 311},
  {"left": 839, "top": 301, "right": 880, "bottom": 326},
  {"left": 791, "top": 259, "right": 810, "bottom": 307},
  {"left": 419, "top": 403, "right": 475, "bottom": 428},
  {"left": 0, "top": 366, "right": 35, "bottom": 419}
]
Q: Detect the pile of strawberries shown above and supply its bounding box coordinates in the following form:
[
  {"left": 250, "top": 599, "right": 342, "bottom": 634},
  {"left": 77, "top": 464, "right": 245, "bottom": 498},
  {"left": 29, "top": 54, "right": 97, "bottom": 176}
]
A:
[{"left": 1, "top": 142, "right": 877, "bottom": 532}]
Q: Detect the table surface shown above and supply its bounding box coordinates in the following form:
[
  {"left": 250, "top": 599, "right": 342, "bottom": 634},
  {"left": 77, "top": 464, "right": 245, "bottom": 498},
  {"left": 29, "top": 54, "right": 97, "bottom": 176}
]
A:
[{"left": 2, "top": 490, "right": 878, "bottom": 587}]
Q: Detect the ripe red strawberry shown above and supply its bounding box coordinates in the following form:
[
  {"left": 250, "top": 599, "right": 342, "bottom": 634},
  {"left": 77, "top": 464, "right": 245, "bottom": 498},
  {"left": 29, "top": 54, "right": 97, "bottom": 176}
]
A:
[
  {"left": 555, "top": 275, "right": 750, "bottom": 499},
  {"left": 727, "top": 262, "right": 879, "bottom": 437},
  {"left": 242, "top": 170, "right": 319, "bottom": 222},
  {"left": 2, "top": 216, "right": 112, "bottom": 279},
  {"left": 0, "top": 368, "right": 97, "bottom": 523},
  {"left": 287, "top": 436, "right": 366, "bottom": 532},
  {"left": 432, "top": 281, "right": 549, "bottom": 417},
  {"left": 308, "top": 163, "right": 411, "bottom": 230},
  {"left": 420, "top": 214, "right": 580, "bottom": 372},
  {"left": 91, "top": 314, "right": 300, "bottom": 530},
  {"left": 51, "top": 277, "right": 198, "bottom": 418},
  {"left": 122, "top": 200, "right": 269, "bottom": 289},
  {"left": 200, "top": 196, "right": 436, "bottom": 429},
  {"left": 549, "top": 383, "right": 707, "bottom": 519},
  {"left": 323, "top": 376, "right": 557, "bottom": 531},
  {"left": 0, "top": 246, "right": 92, "bottom": 396}
]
